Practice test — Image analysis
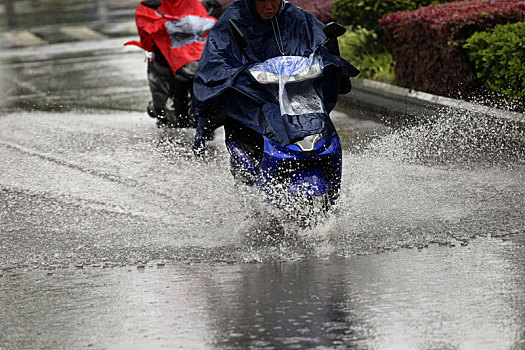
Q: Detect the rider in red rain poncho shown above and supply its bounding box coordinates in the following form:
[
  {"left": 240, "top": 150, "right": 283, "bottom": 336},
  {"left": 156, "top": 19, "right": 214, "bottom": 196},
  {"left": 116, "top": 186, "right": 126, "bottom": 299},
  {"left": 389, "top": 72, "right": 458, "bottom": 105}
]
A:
[{"left": 126, "top": 0, "right": 217, "bottom": 125}]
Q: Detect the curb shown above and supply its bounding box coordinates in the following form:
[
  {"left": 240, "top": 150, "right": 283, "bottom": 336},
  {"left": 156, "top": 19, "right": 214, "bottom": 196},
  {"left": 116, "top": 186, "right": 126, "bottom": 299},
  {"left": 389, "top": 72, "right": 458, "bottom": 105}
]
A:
[{"left": 338, "top": 78, "right": 524, "bottom": 127}]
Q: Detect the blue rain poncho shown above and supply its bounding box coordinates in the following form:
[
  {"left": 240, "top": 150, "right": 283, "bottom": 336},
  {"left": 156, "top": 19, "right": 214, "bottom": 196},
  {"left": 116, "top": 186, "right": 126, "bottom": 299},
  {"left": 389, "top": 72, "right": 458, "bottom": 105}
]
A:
[{"left": 191, "top": 0, "right": 358, "bottom": 146}]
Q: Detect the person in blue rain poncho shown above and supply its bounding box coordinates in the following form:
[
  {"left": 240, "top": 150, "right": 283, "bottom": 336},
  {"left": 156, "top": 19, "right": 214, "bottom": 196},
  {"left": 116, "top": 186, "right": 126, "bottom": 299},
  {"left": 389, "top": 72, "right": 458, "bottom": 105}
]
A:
[{"left": 191, "top": 0, "right": 359, "bottom": 154}]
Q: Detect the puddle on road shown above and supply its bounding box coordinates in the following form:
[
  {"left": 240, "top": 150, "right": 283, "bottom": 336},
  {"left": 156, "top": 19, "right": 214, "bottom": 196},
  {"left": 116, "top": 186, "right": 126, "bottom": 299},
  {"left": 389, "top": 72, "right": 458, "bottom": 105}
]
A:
[{"left": 1, "top": 238, "right": 524, "bottom": 350}]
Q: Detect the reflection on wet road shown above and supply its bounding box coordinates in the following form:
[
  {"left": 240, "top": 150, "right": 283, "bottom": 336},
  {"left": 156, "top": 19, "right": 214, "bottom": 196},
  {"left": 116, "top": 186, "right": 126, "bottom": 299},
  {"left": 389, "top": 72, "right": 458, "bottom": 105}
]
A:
[
  {"left": 0, "top": 35, "right": 524, "bottom": 349},
  {"left": 1, "top": 240, "right": 524, "bottom": 349}
]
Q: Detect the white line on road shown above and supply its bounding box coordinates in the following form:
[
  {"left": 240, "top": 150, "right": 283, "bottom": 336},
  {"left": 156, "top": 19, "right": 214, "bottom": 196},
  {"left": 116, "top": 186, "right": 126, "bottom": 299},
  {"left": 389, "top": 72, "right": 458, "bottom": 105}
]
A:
[
  {"left": 60, "top": 26, "right": 108, "bottom": 41},
  {"left": 3, "top": 30, "right": 48, "bottom": 46}
]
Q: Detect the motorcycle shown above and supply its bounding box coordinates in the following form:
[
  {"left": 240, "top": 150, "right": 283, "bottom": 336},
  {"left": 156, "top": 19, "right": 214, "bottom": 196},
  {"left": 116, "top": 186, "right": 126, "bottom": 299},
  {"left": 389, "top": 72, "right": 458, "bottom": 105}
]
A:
[
  {"left": 126, "top": 0, "right": 221, "bottom": 127},
  {"left": 225, "top": 21, "right": 353, "bottom": 223}
]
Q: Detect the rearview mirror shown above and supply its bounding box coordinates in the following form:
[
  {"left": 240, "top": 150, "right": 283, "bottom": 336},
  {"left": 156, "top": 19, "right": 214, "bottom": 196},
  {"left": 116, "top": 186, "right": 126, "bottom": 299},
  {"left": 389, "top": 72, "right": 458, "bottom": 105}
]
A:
[
  {"left": 140, "top": 0, "right": 162, "bottom": 10},
  {"left": 323, "top": 22, "right": 346, "bottom": 39}
]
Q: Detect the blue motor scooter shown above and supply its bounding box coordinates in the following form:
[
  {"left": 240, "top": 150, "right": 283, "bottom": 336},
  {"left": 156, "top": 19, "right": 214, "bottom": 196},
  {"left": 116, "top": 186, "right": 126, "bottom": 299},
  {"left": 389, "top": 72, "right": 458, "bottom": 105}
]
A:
[{"left": 225, "top": 21, "right": 351, "bottom": 222}]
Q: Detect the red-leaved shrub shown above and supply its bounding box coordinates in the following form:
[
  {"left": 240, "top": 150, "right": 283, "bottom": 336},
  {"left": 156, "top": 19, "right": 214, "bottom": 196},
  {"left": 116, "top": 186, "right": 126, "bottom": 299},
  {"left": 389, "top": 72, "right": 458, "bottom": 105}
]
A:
[
  {"left": 379, "top": 0, "right": 525, "bottom": 98},
  {"left": 289, "top": 0, "right": 333, "bottom": 23}
]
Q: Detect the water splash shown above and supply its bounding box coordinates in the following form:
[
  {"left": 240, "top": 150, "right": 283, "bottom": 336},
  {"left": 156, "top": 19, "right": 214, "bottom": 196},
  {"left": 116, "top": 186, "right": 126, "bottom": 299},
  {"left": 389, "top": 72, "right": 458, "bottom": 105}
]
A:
[
  {"left": 1, "top": 110, "right": 523, "bottom": 270},
  {"left": 365, "top": 108, "right": 524, "bottom": 168},
  {"left": 234, "top": 108, "right": 524, "bottom": 260}
]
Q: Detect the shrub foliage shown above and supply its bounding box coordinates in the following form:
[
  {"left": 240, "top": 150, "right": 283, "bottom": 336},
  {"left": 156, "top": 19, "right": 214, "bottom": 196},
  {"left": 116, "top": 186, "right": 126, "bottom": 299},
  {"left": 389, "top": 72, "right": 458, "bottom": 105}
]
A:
[
  {"left": 332, "top": 0, "right": 448, "bottom": 29},
  {"left": 379, "top": 0, "right": 525, "bottom": 99},
  {"left": 464, "top": 21, "right": 525, "bottom": 105},
  {"left": 338, "top": 26, "right": 395, "bottom": 83}
]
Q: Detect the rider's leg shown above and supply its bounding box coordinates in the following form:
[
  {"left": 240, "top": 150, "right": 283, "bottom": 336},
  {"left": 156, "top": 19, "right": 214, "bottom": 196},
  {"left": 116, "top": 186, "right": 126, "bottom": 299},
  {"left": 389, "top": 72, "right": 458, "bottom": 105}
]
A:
[
  {"left": 147, "top": 57, "right": 175, "bottom": 119},
  {"left": 193, "top": 111, "right": 226, "bottom": 156},
  {"left": 193, "top": 117, "right": 208, "bottom": 157}
]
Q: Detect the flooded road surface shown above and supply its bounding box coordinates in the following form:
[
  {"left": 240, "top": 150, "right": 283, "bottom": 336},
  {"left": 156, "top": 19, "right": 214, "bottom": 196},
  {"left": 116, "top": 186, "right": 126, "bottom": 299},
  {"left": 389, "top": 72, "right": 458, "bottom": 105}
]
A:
[
  {"left": 1, "top": 38, "right": 525, "bottom": 348},
  {"left": 2, "top": 240, "right": 524, "bottom": 350}
]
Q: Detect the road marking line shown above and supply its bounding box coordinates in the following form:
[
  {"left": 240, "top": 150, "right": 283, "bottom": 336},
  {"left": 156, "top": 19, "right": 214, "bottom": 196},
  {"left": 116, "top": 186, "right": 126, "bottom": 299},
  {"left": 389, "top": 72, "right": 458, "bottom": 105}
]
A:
[
  {"left": 3, "top": 31, "right": 48, "bottom": 46},
  {"left": 60, "top": 26, "right": 108, "bottom": 41},
  {"left": 109, "top": 22, "right": 138, "bottom": 35}
]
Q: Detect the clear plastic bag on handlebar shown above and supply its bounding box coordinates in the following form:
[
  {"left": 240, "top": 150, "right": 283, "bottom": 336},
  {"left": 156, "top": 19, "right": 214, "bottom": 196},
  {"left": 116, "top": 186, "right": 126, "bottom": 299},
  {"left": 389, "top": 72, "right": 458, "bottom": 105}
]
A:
[{"left": 249, "top": 54, "right": 325, "bottom": 116}]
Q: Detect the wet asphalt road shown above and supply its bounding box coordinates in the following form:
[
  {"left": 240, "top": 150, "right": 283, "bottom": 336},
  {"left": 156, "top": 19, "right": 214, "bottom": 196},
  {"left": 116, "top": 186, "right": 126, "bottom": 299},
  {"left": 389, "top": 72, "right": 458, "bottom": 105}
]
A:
[{"left": 1, "top": 2, "right": 525, "bottom": 349}]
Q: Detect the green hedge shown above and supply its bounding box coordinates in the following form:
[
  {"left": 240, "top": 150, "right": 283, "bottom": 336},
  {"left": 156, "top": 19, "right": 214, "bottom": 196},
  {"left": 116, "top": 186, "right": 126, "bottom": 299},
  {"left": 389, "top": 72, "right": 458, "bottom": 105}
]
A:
[
  {"left": 379, "top": 0, "right": 525, "bottom": 99},
  {"left": 332, "top": 0, "right": 449, "bottom": 30},
  {"left": 464, "top": 21, "right": 525, "bottom": 106},
  {"left": 338, "top": 26, "right": 395, "bottom": 83}
]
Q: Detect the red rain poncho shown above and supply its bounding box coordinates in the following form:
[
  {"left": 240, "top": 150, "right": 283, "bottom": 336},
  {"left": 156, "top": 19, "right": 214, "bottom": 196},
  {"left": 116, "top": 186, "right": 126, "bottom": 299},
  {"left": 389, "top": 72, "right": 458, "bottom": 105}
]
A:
[{"left": 125, "top": 0, "right": 217, "bottom": 76}]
